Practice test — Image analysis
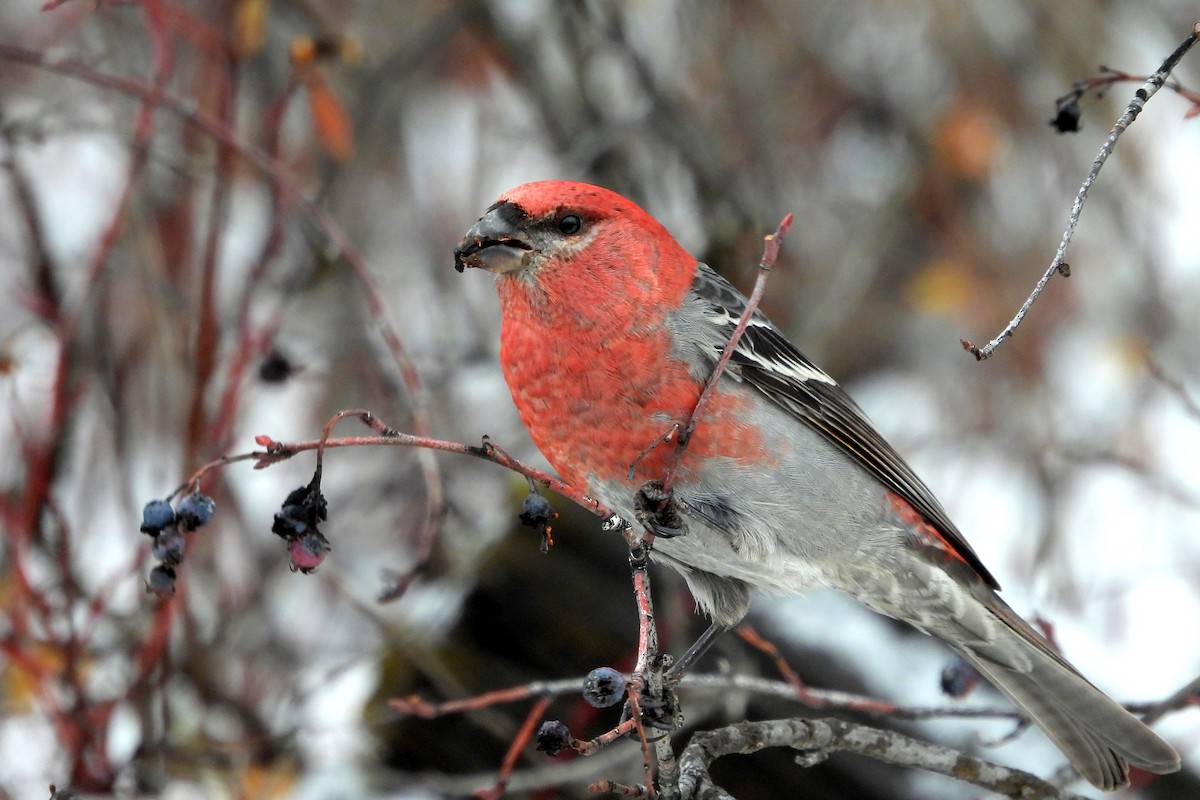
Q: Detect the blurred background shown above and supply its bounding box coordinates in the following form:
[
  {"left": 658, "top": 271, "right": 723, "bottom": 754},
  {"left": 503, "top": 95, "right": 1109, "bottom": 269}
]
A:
[{"left": 1, "top": 1, "right": 1198, "bottom": 798}]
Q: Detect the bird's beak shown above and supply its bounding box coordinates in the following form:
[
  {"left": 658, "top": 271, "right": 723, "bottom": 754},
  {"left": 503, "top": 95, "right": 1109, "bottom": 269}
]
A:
[{"left": 454, "top": 202, "right": 533, "bottom": 274}]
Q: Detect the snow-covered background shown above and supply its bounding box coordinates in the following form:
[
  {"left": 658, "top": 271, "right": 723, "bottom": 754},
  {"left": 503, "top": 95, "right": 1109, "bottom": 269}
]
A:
[{"left": 0, "top": 1, "right": 1197, "bottom": 798}]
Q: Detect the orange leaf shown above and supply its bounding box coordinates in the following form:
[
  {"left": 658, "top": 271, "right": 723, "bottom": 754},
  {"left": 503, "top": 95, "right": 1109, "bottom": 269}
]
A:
[{"left": 307, "top": 75, "right": 355, "bottom": 162}]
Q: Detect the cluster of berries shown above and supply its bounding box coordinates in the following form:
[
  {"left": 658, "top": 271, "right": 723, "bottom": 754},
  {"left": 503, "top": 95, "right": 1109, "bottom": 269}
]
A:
[
  {"left": 271, "top": 477, "right": 331, "bottom": 574},
  {"left": 140, "top": 491, "right": 215, "bottom": 597},
  {"left": 139, "top": 470, "right": 333, "bottom": 591},
  {"left": 536, "top": 667, "right": 629, "bottom": 756}
]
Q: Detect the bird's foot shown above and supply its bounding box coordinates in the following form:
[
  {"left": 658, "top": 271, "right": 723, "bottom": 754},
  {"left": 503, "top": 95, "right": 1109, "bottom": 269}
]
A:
[{"left": 635, "top": 480, "right": 688, "bottom": 538}]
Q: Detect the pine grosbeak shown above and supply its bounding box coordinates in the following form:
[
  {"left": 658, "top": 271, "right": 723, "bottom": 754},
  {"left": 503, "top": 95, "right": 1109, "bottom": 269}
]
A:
[{"left": 454, "top": 180, "right": 1179, "bottom": 789}]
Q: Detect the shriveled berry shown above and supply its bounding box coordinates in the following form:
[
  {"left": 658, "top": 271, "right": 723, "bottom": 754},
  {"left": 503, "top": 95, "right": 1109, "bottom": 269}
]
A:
[
  {"left": 289, "top": 530, "right": 331, "bottom": 574},
  {"left": 940, "top": 658, "right": 980, "bottom": 698},
  {"left": 519, "top": 491, "right": 555, "bottom": 529},
  {"left": 140, "top": 499, "right": 175, "bottom": 534},
  {"left": 153, "top": 528, "right": 186, "bottom": 565},
  {"left": 146, "top": 565, "right": 177, "bottom": 598},
  {"left": 1050, "top": 98, "right": 1082, "bottom": 133},
  {"left": 285, "top": 482, "right": 327, "bottom": 521},
  {"left": 176, "top": 492, "right": 215, "bottom": 530},
  {"left": 272, "top": 504, "right": 310, "bottom": 538},
  {"left": 273, "top": 481, "right": 327, "bottom": 539},
  {"left": 582, "top": 666, "right": 627, "bottom": 708},
  {"left": 535, "top": 720, "right": 572, "bottom": 756}
]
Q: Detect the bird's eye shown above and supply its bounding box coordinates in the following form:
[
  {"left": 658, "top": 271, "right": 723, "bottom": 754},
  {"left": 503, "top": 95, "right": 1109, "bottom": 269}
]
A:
[{"left": 557, "top": 214, "right": 583, "bottom": 235}]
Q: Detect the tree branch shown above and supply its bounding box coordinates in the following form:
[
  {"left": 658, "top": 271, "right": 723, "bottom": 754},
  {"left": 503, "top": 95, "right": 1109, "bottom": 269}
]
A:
[
  {"left": 962, "top": 22, "right": 1200, "bottom": 361},
  {"left": 677, "top": 718, "right": 1086, "bottom": 800}
]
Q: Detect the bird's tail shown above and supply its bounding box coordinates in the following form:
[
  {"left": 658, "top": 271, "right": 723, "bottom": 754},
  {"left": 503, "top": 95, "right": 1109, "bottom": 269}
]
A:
[{"left": 959, "top": 595, "right": 1180, "bottom": 790}]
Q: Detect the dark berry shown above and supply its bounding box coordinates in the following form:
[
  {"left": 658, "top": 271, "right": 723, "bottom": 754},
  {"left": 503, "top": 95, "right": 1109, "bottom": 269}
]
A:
[
  {"left": 273, "top": 482, "right": 328, "bottom": 540},
  {"left": 140, "top": 499, "right": 175, "bottom": 534},
  {"left": 519, "top": 491, "right": 555, "bottom": 529},
  {"left": 146, "top": 565, "right": 177, "bottom": 598},
  {"left": 272, "top": 504, "right": 310, "bottom": 538},
  {"left": 258, "top": 350, "right": 298, "bottom": 383},
  {"left": 289, "top": 530, "right": 331, "bottom": 574},
  {"left": 940, "top": 658, "right": 980, "bottom": 698},
  {"left": 535, "top": 720, "right": 572, "bottom": 756},
  {"left": 176, "top": 492, "right": 215, "bottom": 530},
  {"left": 153, "top": 528, "right": 186, "bottom": 565},
  {"left": 1050, "top": 99, "right": 1082, "bottom": 133},
  {"left": 582, "top": 666, "right": 627, "bottom": 708}
]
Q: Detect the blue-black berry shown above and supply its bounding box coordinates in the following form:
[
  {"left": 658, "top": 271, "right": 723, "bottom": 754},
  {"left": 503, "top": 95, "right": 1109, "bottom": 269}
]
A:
[
  {"left": 940, "top": 658, "right": 980, "bottom": 698},
  {"left": 1050, "top": 98, "right": 1082, "bottom": 133},
  {"left": 177, "top": 492, "right": 215, "bottom": 530},
  {"left": 535, "top": 720, "right": 572, "bottom": 756},
  {"left": 146, "top": 564, "right": 177, "bottom": 598},
  {"left": 153, "top": 528, "right": 186, "bottom": 565},
  {"left": 140, "top": 499, "right": 175, "bottom": 534},
  {"left": 582, "top": 666, "right": 627, "bottom": 708},
  {"left": 519, "top": 491, "right": 555, "bottom": 530}
]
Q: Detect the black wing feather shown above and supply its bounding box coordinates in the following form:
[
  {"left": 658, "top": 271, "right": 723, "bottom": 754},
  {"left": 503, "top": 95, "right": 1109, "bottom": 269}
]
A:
[{"left": 691, "top": 263, "right": 998, "bottom": 589}]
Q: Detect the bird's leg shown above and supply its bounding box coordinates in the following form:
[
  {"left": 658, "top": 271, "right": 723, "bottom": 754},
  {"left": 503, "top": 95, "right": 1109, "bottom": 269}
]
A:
[
  {"left": 665, "top": 623, "right": 729, "bottom": 683},
  {"left": 628, "top": 622, "right": 727, "bottom": 727}
]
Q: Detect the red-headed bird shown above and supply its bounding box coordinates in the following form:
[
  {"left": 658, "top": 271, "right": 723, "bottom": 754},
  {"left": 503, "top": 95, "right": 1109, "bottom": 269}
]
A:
[{"left": 454, "top": 180, "right": 1179, "bottom": 789}]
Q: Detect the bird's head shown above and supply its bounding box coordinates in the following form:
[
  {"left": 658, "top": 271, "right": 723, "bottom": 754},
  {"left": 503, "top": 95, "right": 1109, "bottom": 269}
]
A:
[{"left": 454, "top": 181, "right": 695, "bottom": 302}]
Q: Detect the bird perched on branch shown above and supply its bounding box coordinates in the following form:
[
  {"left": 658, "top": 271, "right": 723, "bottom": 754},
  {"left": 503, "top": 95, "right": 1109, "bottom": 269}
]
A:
[{"left": 454, "top": 180, "right": 1179, "bottom": 790}]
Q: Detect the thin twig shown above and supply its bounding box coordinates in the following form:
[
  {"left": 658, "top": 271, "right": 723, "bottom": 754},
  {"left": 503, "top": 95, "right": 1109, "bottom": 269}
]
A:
[
  {"left": 660, "top": 214, "right": 793, "bottom": 494},
  {"left": 626, "top": 535, "right": 664, "bottom": 796},
  {"left": 623, "top": 690, "right": 658, "bottom": 798},
  {"left": 0, "top": 43, "right": 446, "bottom": 601},
  {"left": 475, "top": 696, "right": 553, "bottom": 800},
  {"left": 1146, "top": 354, "right": 1200, "bottom": 422},
  {"left": 629, "top": 540, "right": 660, "bottom": 678},
  {"left": 388, "top": 670, "right": 1036, "bottom": 724},
  {"left": 1139, "top": 672, "right": 1200, "bottom": 726},
  {"left": 962, "top": 23, "right": 1200, "bottom": 361},
  {"left": 389, "top": 678, "right": 583, "bottom": 718},
  {"left": 1055, "top": 67, "right": 1200, "bottom": 120},
  {"left": 735, "top": 624, "right": 821, "bottom": 706},
  {"left": 575, "top": 717, "right": 642, "bottom": 757},
  {"left": 246, "top": 424, "right": 615, "bottom": 521}
]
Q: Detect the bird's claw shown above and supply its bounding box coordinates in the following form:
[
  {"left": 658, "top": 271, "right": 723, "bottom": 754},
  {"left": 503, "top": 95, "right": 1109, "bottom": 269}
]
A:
[
  {"left": 624, "top": 671, "right": 681, "bottom": 732},
  {"left": 635, "top": 480, "right": 688, "bottom": 538}
]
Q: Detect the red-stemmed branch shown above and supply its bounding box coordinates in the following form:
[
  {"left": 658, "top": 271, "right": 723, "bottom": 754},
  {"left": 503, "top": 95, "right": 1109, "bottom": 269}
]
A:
[
  {"left": 187, "top": 413, "right": 616, "bottom": 522},
  {"left": 660, "top": 213, "right": 793, "bottom": 495},
  {"left": 0, "top": 41, "right": 447, "bottom": 604}
]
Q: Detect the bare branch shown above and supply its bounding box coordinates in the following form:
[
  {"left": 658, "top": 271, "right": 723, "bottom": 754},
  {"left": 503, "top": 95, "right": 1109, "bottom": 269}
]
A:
[
  {"left": 475, "top": 696, "right": 553, "bottom": 800},
  {"left": 0, "top": 42, "right": 446, "bottom": 601},
  {"left": 661, "top": 214, "right": 793, "bottom": 493},
  {"left": 1139, "top": 673, "right": 1200, "bottom": 726},
  {"left": 677, "top": 718, "right": 1086, "bottom": 800},
  {"left": 962, "top": 23, "right": 1200, "bottom": 361}
]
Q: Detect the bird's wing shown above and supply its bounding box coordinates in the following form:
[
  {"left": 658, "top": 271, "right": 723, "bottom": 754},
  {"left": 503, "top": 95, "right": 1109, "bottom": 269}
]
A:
[{"left": 690, "top": 262, "right": 998, "bottom": 589}]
